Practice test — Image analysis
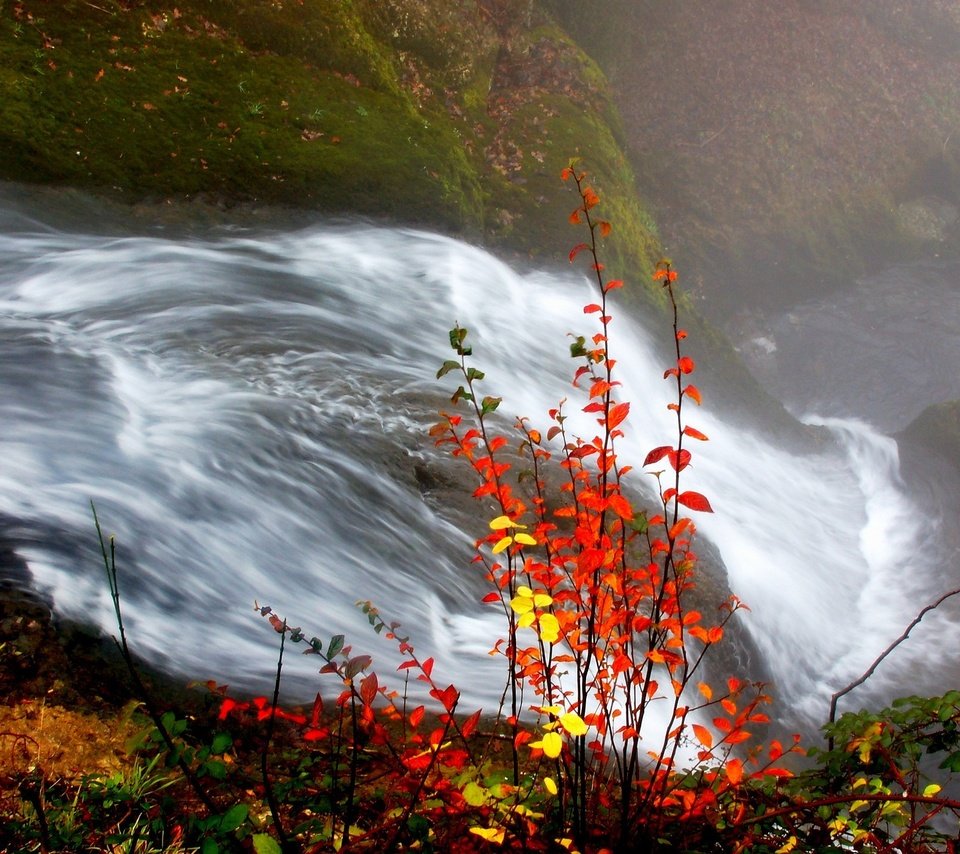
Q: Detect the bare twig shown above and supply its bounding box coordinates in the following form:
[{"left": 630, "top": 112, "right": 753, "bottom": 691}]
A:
[
  {"left": 263, "top": 620, "right": 296, "bottom": 853},
  {"left": 828, "top": 586, "right": 960, "bottom": 740}
]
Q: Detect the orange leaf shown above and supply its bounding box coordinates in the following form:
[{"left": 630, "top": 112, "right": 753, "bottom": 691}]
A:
[
  {"left": 683, "top": 425, "right": 709, "bottom": 441},
  {"left": 678, "top": 356, "right": 696, "bottom": 374},
  {"left": 606, "top": 493, "right": 633, "bottom": 520},
  {"left": 607, "top": 401, "right": 630, "bottom": 429},
  {"left": 692, "top": 723, "right": 713, "bottom": 749},
  {"left": 725, "top": 758, "right": 744, "bottom": 785},
  {"left": 683, "top": 384, "right": 702, "bottom": 405}
]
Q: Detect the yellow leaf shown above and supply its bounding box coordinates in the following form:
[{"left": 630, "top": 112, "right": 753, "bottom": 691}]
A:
[
  {"left": 489, "top": 515, "right": 514, "bottom": 530},
  {"left": 509, "top": 595, "right": 534, "bottom": 614},
  {"left": 558, "top": 711, "right": 588, "bottom": 736},
  {"left": 492, "top": 536, "right": 513, "bottom": 554},
  {"left": 532, "top": 592, "right": 553, "bottom": 607},
  {"left": 517, "top": 611, "right": 536, "bottom": 629},
  {"left": 923, "top": 783, "right": 942, "bottom": 797},
  {"left": 538, "top": 613, "right": 560, "bottom": 643},
  {"left": 514, "top": 532, "right": 537, "bottom": 546},
  {"left": 828, "top": 818, "right": 849, "bottom": 835},
  {"left": 531, "top": 732, "right": 563, "bottom": 758},
  {"left": 775, "top": 836, "right": 797, "bottom": 854},
  {"left": 544, "top": 776, "right": 558, "bottom": 795},
  {"left": 470, "top": 826, "right": 505, "bottom": 844}
]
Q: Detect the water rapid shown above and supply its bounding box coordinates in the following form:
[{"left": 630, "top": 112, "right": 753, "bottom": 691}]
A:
[{"left": 0, "top": 191, "right": 954, "bottom": 726}]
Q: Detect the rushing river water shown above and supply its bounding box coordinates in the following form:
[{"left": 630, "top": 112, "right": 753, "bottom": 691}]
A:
[{"left": 1, "top": 185, "right": 958, "bottom": 730}]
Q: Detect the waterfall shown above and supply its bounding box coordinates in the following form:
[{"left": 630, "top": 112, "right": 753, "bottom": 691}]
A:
[{"left": 1, "top": 191, "right": 954, "bottom": 727}]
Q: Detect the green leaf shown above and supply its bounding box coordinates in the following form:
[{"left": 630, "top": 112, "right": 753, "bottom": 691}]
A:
[
  {"left": 328, "top": 634, "right": 345, "bottom": 658},
  {"left": 481, "top": 396, "right": 501, "bottom": 415},
  {"left": 211, "top": 732, "right": 232, "bottom": 755},
  {"left": 448, "top": 326, "right": 471, "bottom": 355},
  {"left": 218, "top": 803, "right": 249, "bottom": 833},
  {"left": 202, "top": 760, "right": 228, "bottom": 780},
  {"left": 466, "top": 367, "right": 485, "bottom": 382},
  {"left": 252, "top": 835, "right": 283, "bottom": 854},
  {"left": 569, "top": 335, "right": 587, "bottom": 358},
  {"left": 462, "top": 781, "right": 488, "bottom": 806},
  {"left": 436, "top": 359, "right": 460, "bottom": 379},
  {"left": 451, "top": 385, "right": 474, "bottom": 404},
  {"left": 406, "top": 814, "right": 431, "bottom": 841},
  {"left": 939, "top": 749, "right": 960, "bottom": 771},
  {"left": 201, "top": 839, "right": 219, "bottom": 854}
]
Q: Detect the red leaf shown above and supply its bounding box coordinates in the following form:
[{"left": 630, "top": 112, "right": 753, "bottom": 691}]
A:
[
  {"left": 683, "top": 425, "right": 709, "bottom": 441},
  {"left": 568, "top": 242, "right": 589, "bottom": 262},
  {"left": 683, "top": 384, "right": 702, "bottom": 405},
  {"left": 461, "top": 709, "right": 482, "bottom": 739},
  {"left": 430, "top": 684, "right": 459, "bottom": 713},
  {"left": 644, "top": 445, "right": 672, "bottom": 467},
  {"left": 668, "top": 449, "right": 692, "bottom": 472},
  {"left": 604, "top": 278, "right": 624, "bottom": 291},
  {"left": 421, "top": 657, "right": 434, "bottom": 679},
  {"left": 360, "top": 672, "right": 379, "bottom": 706},
  {"left": 409, "top": 705, "right": 425, "bottom": 728},
  {"left": 514, "top": 730, "right": 533, "bottom": 749},
  {"left": 678, "top": 356, "right": 696, "bottom": 374},
  {"left": 678, "top": 491, "right": 714, "bottom": 512},
  {"left": 607, "top": 401, "right": 630, "bottom": 430},
  {"left": 218, "top": 697, "right": 249, "bottom": 720},
  {"left": 303, "top": 727, "right": 329, "bottom": 741},
  {"left": 725, "top": 758, "right": 744, "bottom": 785},
  {"left": 481, "top": 592, "right": 500, "bottom": 603},
  {"left": 584, "top": 303, "right": 602, "bottom": 314}
]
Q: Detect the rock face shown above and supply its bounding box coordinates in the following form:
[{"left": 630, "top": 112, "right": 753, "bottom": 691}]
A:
[{"left": 546, "top": 0, "right": 960, "bottom": 324}]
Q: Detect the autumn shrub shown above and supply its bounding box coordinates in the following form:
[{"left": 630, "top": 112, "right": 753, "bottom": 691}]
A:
[{"left": 214, "top": 164, "right": 802, "bottom": 853}]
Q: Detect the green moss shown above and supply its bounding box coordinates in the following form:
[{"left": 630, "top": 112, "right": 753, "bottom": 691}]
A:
[{"left": 0, "top": 0, "right": 664, "bottom": 282}]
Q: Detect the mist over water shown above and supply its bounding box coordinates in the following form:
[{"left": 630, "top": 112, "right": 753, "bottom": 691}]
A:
[{"left": 1, "top": 188, "right": 957, "bottom": 730}]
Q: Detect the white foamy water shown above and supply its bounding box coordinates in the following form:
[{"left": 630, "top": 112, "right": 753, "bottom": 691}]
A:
[{"left": 0, "top": 192, "right": 954, "bottom": 732}]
